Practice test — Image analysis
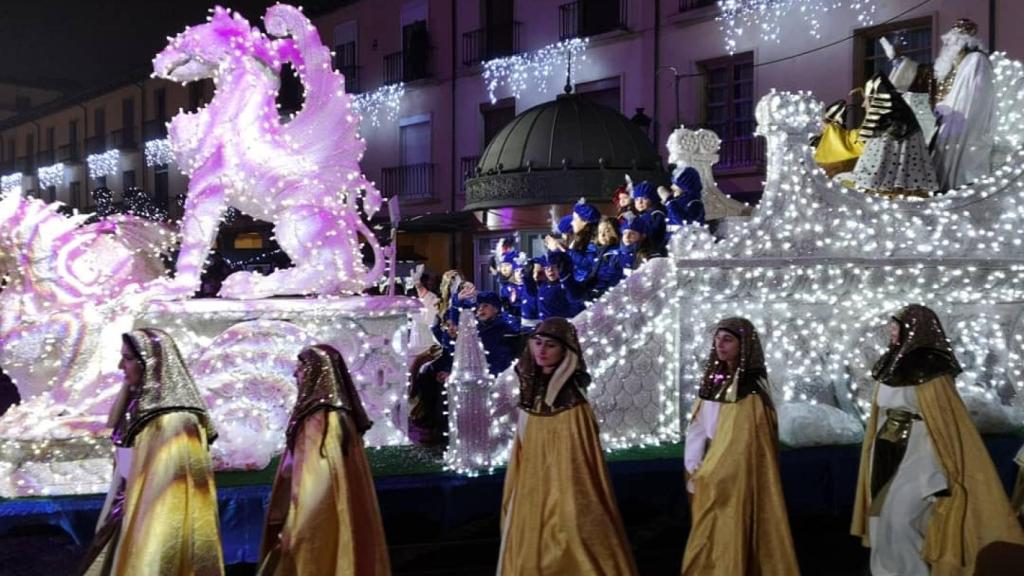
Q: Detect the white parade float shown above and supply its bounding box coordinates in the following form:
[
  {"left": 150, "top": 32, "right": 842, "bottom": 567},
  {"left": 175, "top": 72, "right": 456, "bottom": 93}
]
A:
[
  {"left": 443, "top": 53, "right": 1024, "bottom": 473},
  {"left": 2, "top": 4, "right": 1023, "bottom": 490}
]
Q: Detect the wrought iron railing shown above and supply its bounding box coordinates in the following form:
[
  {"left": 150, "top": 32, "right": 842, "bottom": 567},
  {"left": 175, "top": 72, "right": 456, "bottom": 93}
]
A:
[
  {"left": 15, "top": 156, "right": 34, "bottom": 172},
  {"left": 460, "top": 155, "right": 481, "bottom": 191},
  {"left": 58, "top": 144, "right": 81, "bottom": 163},
  {"left": 716, "top": 136, "right": 766, "bottom": 169},
  {"left": 462, "top": 22, "right": 522, "bottom": 66},
  {"left": 110, "top": 128, "right": 138, "bottom": 150},
  {"left": 679, "top": 0, "right": 717, "bottom": 12},
  {"left": 381, "top": 163, "right": 436, "bottom": 201},
  {"left": 142, "top": 119, "right": 168, "bottom": 140},
  {"left": 85, "top": 135, "right": 106, "bottom": 155},
  {"left": 559, "top": 0, "right": 627, "bottom": 40},
  {"left": 36, "top": 149, "right": 54, "bottom": 166},
  {"left": 384, "top": 50, "right": 432, "bottom": 85},
  {"left": 337, "top": 65, "right": 361, "bottom": 93}
]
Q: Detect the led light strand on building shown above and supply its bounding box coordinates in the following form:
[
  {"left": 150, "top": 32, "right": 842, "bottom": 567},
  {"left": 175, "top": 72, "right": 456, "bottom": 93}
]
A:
[
  {"left": 144, "top": 138, "right": 175, "bottom": 167},
  {"left": 87, "top": 150, "right": 121, "bottom": 179},
  {"left": 37, "top": 163, "right": 65, "bottom": 189},
  {"left": 352, "top": 83, "right": 405, "bottom": 127},
  {"left": 717, "top": 0, "right": 877, "bottom": 53},
  {"left": 1, "top": 173, "right": 23, "bottom": 194},
  {"left": 481, "top": 37, "right": 589, "bottom": 104}
]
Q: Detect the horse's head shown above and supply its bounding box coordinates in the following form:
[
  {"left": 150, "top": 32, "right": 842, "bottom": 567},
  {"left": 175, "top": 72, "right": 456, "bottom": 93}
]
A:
[{"left": 153, "top": 6, "right": 264, "bottom": 82}]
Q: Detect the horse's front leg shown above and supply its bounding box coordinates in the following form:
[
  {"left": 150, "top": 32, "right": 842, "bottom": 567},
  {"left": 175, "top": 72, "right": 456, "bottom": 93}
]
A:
[{"left": 147, "top": 179, "right": 229, "bottom": 299}]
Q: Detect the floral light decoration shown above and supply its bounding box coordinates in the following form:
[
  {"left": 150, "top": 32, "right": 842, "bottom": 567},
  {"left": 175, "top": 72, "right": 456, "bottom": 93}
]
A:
[
  {"left": 37, "top": 163, "right": 65, "bottom": 189},
  {"left": 144, "top": 138, "right": 175, "bottom": 167},
  {"left": 352, "top": 83, "right": 405, "bottom": 127},
  {"left": 87, "top": 150, "right": 121, "bottom": 179},
  {"left": 1, "top": 173, "right": 23, "bottom": 195},
  {"left": 717, "top": 0, "right": 877, "bottom": 53},
  {"left": 481, "top": 37, "right": 589, "bottom": 104}
]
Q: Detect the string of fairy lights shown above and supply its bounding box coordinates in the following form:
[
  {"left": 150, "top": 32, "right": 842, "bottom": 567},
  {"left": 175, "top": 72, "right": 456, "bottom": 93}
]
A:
[{"left": 717, "top": 0, "right": 878, "bottom": 53}]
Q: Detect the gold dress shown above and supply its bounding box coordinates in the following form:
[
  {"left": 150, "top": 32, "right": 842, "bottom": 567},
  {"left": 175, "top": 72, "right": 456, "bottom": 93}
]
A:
[
  {"left": 498, "top": 318, "right": 638, "bottom": 576},
  {"left": 82, "top": 328, "right": 223, "bottom": 576},
  {"left": 681, "top": 318, "right": 799, "bottom": 576},
  {"left": 813, "top": 100, "right": 863, "bottom": 178},
  {"left": 258, "top": 344, "right": 390, "bottom": 576},
  {"left": 852, "top": 305, "right": 1024, "bottom": 576}
]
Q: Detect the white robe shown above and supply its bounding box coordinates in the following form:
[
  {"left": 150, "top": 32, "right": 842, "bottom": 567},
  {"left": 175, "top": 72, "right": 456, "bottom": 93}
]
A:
[
  {"left": 933, "top": 51, "right": 997, "bottom": 190},
  {"left": 683, "top": 400, "right": 721, "bottom": 494},
  {"left": 868, "top": 384, "right": 948, "bottom": 576}
]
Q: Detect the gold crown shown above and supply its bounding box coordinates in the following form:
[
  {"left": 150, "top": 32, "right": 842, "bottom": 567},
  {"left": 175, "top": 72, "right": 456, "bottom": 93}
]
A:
[{"left": 953, "top": 18, "right": 978, "bottom": 36}]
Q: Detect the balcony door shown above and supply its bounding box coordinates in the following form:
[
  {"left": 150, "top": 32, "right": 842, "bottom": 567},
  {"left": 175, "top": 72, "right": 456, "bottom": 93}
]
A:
[{"left": 483, "top": 0, "right": 514, "bottom": 59}]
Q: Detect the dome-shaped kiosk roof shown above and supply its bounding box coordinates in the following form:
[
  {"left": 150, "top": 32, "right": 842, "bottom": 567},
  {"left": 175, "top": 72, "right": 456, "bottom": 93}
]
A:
[{"left": 465, "top": 94, "right": 667, "bottom": 210}]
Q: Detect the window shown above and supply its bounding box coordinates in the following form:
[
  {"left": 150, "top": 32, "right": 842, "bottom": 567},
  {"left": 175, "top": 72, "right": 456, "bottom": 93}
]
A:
[
  {"left": 333, "top": 21, "right": 359, "bottom": 93},
  {"left": 95, "top": 175, "right": 107, "bottom": 189},
  {"left": 154, "top": 89, "right": 167, "bottom": 121},
  {"left": 854, "top": 17, "right": 932, "bottom": 90},
  {"left": 70, "top": 182, "right": 81, "bottom": 209},
  {"left": 679, "top": 0, "right": 716, "bottom": 12},
  {"left": 94, "top": 108, "right": 106, "bottom": 136},
  {"left": 480, "top": 98, "right": 516, "bottom": 147},
  {"left": 559, "top": 0, "right": 626, "bottom": 40},
  {"left": 154, "top": 165, "right": 169, "bottom": 209},
  {"left": 699, "top": 52, "right": 762, "bottom": 169},
  {"left": 47, "top": 186, "right": 56, "bottom": 202},
  {"left": 233, "top": 232, "right": 264, "bottom": 250},
  {"left": 122, "top": 170, "right": 136, "bottom": 189},
  {"left": 576, "top": 77, "right": 621, "bottom": 112}
]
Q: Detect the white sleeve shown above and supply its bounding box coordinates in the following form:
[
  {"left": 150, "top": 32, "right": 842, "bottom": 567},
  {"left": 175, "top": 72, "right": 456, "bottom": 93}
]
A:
[{"left": 684, "top": 403, "right": 709, "bottom": 475}]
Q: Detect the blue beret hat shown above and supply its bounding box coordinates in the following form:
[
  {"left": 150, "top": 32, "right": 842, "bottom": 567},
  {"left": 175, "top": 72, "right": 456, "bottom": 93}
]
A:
[
  {"left": 672, "top": 167, "right": 703, "bottom": 196},
  {"left": 573, "top": 202, "right": 601, "bottom": 224},
  {"left": 631, "top": 180, "right": 658, "bottom": 201},
  {"left": 476, "top": 291, "right": 501, "bottom": 308}
]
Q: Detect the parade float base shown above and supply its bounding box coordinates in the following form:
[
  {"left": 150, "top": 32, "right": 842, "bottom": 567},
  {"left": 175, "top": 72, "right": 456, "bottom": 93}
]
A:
[
  {"left": 0, "top": 296, "right": 422, "bottom": 499},
  {"left": 1, "top": 437, "right": 1020, "bottom": 574}
]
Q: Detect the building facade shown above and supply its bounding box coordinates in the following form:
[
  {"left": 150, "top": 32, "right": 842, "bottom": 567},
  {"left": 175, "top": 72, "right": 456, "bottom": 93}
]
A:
[{"left": 2, "top": 0, "right": 1021, "bottom": 289}]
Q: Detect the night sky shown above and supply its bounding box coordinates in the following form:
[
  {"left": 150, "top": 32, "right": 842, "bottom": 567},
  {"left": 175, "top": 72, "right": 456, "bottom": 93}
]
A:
[{"left": 0, "top": 0, "right": 346, "bottom": 91}]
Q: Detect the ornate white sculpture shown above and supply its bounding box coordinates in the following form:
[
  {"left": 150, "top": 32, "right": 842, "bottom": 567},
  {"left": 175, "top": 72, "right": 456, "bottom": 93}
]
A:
[
  {"left": 149, "top": 5, "right": 384, "bottom": 299},
  {"left": 665, "top": 125, "right": 753, "bottom": 221}
]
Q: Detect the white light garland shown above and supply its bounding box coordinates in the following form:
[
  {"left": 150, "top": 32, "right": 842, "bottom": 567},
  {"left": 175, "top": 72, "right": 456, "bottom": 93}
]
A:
[
  {"left": 481, "top": 37, "right": 589, "bottom": 104},
  {"left": 87, "top": 149, "right": 121, "bottom": 179},
  {"left": 717, "top": 0, "right": 877, "bottom": 53},
  {"left": 352, "top": 83, "right": 405, "bottom": 127},
  {"left": 37, "top": 163, "right": 65, "bottom": 189},
  {"left": 1, "top": 173, "right": 23, "bottom": 194},
  {"left": 144, "top": 138, "right": 175, "bottom": 167}
]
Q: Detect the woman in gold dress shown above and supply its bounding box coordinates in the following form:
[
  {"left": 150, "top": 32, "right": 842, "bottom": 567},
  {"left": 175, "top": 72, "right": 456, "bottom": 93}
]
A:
[
  {"left": 681, "top": 318, "right": 799, "bottom": 575},
  {"left": 852, "top": 304, "right": 1024, "bottom": 575},
  {"left": 81, "top": 328, "right": 223, "bottom": 576},
  {"left": 257, "top": 344, "right": 391, "bottom": 576},
  {"left": 497, "top": 317, "right": 638, "bottom": 575}
]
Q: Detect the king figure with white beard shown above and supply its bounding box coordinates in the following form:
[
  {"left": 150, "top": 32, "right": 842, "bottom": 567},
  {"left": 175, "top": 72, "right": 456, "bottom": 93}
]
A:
[{"left": 932, "top": 18, "right": 996, "bottom": 190}]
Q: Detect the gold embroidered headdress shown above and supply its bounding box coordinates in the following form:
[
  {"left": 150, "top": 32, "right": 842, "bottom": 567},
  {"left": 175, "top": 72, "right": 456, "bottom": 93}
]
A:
[
  {"left": 287, "top": 344, "right": 372, "bottom": 452},
  {"left": 698, "top": 317, "right": 770, "bottom": 403},
  {"left": 112, "top": 328, "right": 216, "bottom": 447},
  {"left": 515, "top": 317, "right": 592, "bottom": 412},
  {"left": 871, "top": 304, "right": 962, "bottom": 387},
  {"left": 953, "top": 18, "right": 978, "bottom": 37}
]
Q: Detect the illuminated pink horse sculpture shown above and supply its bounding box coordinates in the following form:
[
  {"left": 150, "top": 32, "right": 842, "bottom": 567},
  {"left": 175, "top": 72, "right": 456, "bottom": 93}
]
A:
[{"left": 151, "top": 4, "right": 384, "bottom": 299}]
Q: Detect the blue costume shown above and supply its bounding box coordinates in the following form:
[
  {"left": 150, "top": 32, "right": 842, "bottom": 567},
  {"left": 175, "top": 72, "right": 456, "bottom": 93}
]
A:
[
  {"left": 666, "top": 167, "right": 705, "bottom": 226},
  {"left": 475, "top": 291, "right": 520, "bottom": 375},
  {"left": 632, "top": 181, "right": 668, "bottom": 254},
  {"left": 524, "top": 253, "right": 586, "bottom": 319}
]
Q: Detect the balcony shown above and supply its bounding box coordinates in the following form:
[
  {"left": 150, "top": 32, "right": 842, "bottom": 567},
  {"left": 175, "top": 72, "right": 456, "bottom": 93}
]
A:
[
  {"left": 679, "top": 0, "right": 717, "bottom": 11},
  {"left": 559, "top": 0, "right": 628, "bottom": 40},
  {"left": 384, "top": 50, "right": 432, "bottom": 85},
  {"left": 15, "top": 156, "right": 34, "bottom": 173},
  {"left": 337, "top": 65, "right": 361, "bottom": 94},
  {"left": 142, "top": 119, "right": 168, "bottom": 141},
  {"left": 460, "top": 155, "right": 480, "bottom": 191},
  {"left": 462, "top": 22, "right": 522, "bottom": 66},
  {"left": 110, "top": 128, "right": 138, "bottom": 150},
  {"left": 58, "top": 144, "right": 81, "bottom": 163},
  {"left": 85, "top": 135, "right": 106, "bottom": 155},
  {"left": 0, "top": 160, "right": 14, "bottom": 174},
  {"left": 381, "top": 163, "right": 435, "bottom": 201},
  {"left": 36, "top": 149, "right": 54, "bottom": 167},
  {"left": 716, "top": 136, "right": 766, "bottom": 170}
]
